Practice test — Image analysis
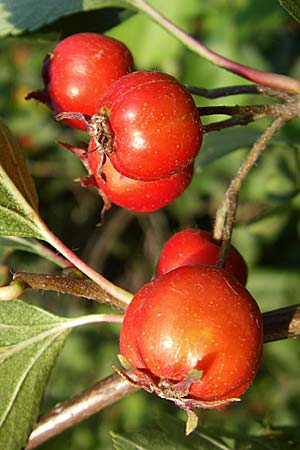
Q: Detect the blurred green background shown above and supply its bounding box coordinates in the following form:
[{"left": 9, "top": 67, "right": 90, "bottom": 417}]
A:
[{"left": 1, "top": 0, "right": 300, "bottom": 448}]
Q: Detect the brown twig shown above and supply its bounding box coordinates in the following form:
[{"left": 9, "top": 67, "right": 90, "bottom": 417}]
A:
[
  {"left": 189, "top": 84, "right": 261, "bottom": 98},
  {"left": 188, "top": 84, "right": 294, "bottom": 101},
  {"left": 200, "top": 103, "right": 285, "bottom": 134},
  {"left": 214, "top": 115, "right": 287, "bottom": 267},
  {"left": 198, "top": 104, "right": 281, "bottom": 117},
  {"left": 25, "top": 374, "right": 138, "bottom": 449},
  {"left": 13, "top": 272, "right": 129, "bottom": 312},
  {"left": 25, "top": 304, "right": 300, "bottom": 449},
  {"left": 203, "top": 114, "right": 255, "bottom": 133},
  {"left": 262, "top": 304, "right": 300, "bottom": 342}
]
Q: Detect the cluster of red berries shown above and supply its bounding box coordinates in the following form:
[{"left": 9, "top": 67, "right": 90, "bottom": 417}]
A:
[
  {"left": 119, "top": 228, "right": 263, "bottom": 425},
  {"left": 26, "top": 32, "right": 203, "bottom": 213},
  {"left": 27, "top": 33, "right": 263, "bottom": 427}
]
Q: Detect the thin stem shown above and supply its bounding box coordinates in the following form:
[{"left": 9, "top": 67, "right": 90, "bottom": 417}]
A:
[
  {"left": 38, "top": 221, "right": 133, "bottom": 308},
  {"left": 214, "top": 116, "right": 286, "bottom": 266},
  {"left": 133, "top": 0, "right": 300, "bottom": 94},
  {"left": 203, "top": 115, "right": 254, "bottom": 133},
  {"left": 188, "top": 84, "right": 261, "bottom": 98},
  {"left": 188, "top": 84, "right": 294, "bottom": 101},
  {"left": 201, "top": 103, "right": 283, "bottom": 133},
  {"left": 188, "top": 84, "right": 294, "bottom": 100},
  {"left": 25, "top": 303, "right": 300, "bottom": 449},
  {"left": 13, "top": 272, "right": 128, "bottom": 312},
  {"left": 198, "top": 104, "right": 280, "bottom": 117}
]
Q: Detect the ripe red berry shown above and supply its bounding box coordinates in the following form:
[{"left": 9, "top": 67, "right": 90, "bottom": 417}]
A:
[
  {"left": 120, "top": 265, "right": 263, "bottom": 409},
  {"left": 156, "top": 228, "right": 248, "bottom": 285},
  {"left": 88, "top": 139, "right": 193, "bottom": 213},
  {"left": 26, "top": 33, "right": 134, "bottom": 129},
  {"left": 95, "top": 70, "right": 203, "bottom": 181}
]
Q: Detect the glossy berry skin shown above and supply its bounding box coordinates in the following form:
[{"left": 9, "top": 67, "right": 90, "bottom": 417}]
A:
[
  {"left": 156, "top": 229, "right": 248, "bottom": 285},
  {"left": 97, "top": 71, "right": 203, "bottom": 181},
  {"left": 26, "top": 33, "right": 134, "bottom": 129},
  {"left": 120, "top": 265, "right": 263, "bottom": 406},
  {"left": 88, "top": 139, "right": 193, "bottom": 213}
]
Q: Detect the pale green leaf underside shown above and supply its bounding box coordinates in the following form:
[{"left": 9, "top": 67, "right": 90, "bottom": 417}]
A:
[
  {"left": 0, "top": 236, "right": 46, "bottom": 255},
  {"left": 0, "top": 0, "right": 135, "bottom": 36},
  {"left": 0, "top": 170, "right": 44, "bottom": 238},
  {"left": 0, "top": 301, "right": 70, "bottom": 450},
  {"left": 0, "top": 302, "right": 115, "bottom": 449}
]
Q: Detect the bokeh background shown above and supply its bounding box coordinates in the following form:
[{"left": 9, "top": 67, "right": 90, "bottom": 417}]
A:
[{"left": 1, "top": 0, "right": 300, "bottom": 448}]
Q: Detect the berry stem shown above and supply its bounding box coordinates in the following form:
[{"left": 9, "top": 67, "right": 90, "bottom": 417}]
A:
[
  {"left": 25, "top": 301, "right": 300, "bottom": 449},
  {"left": 214, "top": 116, "right": 286, "bottom": 266},
  {"left": 37, "top": 221, "right": 133, "bottom": 307},
  {"left": 132, "top": 0, "right": 300, "bottom": 94}
]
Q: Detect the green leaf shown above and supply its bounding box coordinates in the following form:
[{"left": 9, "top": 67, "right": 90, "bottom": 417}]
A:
[
  {"left": 278, "top": 0, "right": 300, "bottom": 23},
  {"left": 0, "top": 237, "right": 66, "bottom": 267},
  {"left": 157, "top": 413, "right": 232, "bottom": 450},
  {"left": 0, "top": 236, "right": 43, "bottom": 253},
  {"left": 112, "top": 413, "right": 233, "bottom": 450},
  {"left": 235, "top": 427, "right": 300, "bottom": 450},
  {"left": 111, "top": 430, "right": 193, "bottom": 450},
  {"left": 197, "top": 127, "right": 261, "bottom": 170},
  {"left": 0, "top": 0, "right": 134, "bottom": 36},
  {"left": 0, "top": 119, "right": 45, "bottom": 239},
  {"left": 0, "top": 300, "right": 70, "bottom": 450},
  {"left": 0, "top": 117, "right": 38, "bottom": 210}
]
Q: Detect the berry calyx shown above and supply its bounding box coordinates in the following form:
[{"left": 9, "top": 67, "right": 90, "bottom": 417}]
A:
[
  {"left": 96, "top": 70, "right": 203, "bottom": 181},
  {"left": 26, "top": 33, "right": 134, "bottom": 129},
  {"left": 156, "top": 228, "right": 248, "bottom": 285},
  {"left": 119, "top": 265, "right": 263, "bottom": 412}
]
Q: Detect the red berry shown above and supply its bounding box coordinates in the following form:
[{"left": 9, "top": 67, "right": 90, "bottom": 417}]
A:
[
  {"left": 120, "top": 265, "right": 263, "bottom": 408},
  {"left": 88, "top": 139, "right": 193, "bottom": 213},
  {"left": 156, "top": 229, "right": 248, "bottom": 285},
  {"left": 96, "top": 71, "right": 203, "bottom": 180},
  {"left": 26, "top": 33, "right": 134, "bottom": 129}
]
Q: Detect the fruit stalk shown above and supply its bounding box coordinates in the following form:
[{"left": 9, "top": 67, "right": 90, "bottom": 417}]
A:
[{"left": 37, "top": 221, "right": 133, "bottom": 307}]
